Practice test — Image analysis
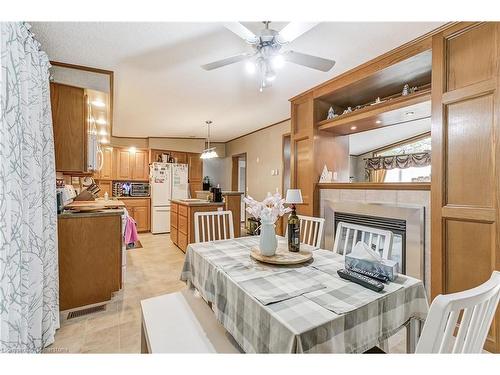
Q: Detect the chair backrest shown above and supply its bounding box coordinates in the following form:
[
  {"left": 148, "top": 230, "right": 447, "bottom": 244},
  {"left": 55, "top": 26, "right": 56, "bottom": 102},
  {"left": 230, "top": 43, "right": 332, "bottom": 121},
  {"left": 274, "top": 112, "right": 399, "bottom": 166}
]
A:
[
  {"left": 416, "top": 271, "right": 500, "bottom": 353},
  {"left": 332, "top": 221, "right": 393, "bottom": 260},
  {"left": 285, "top": 215, "right": 325, "bottom": 249},
  {"left": 194, "top": 210, "right": 234, "bottom": 243}
]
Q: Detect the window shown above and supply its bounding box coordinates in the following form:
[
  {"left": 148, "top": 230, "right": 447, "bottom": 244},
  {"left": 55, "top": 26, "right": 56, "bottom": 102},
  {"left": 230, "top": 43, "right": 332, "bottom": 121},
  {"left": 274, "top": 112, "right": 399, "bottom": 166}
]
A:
[{"left": 374, "top": 135, "right": 431, "bottom": 183}]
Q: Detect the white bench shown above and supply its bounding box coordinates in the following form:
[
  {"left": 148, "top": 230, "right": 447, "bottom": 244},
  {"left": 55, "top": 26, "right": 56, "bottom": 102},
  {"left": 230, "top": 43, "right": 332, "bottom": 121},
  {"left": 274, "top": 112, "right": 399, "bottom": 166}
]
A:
[{"left": 140, "top": 289, "right": 242, "bottom": 353}]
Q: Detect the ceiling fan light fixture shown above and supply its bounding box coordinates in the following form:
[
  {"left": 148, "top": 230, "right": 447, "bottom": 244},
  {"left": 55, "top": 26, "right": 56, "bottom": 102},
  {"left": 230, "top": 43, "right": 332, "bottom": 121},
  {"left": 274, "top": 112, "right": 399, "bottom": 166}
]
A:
[
  {"left": 245, "top": 60, "right": 256, "bottom": 74},
  {"left": 271, "top": 54, "right": 285, "bottom": 69}
]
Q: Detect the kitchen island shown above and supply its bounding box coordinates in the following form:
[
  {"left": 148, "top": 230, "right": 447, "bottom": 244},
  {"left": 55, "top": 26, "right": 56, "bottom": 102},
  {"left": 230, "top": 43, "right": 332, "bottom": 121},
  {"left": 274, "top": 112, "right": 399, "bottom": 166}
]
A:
[
  {"left": 58, "top": 207, "right": 124, "bottom": 311},
  {"left": 170, "top": 195, "right": 242, "bottom": 252}
]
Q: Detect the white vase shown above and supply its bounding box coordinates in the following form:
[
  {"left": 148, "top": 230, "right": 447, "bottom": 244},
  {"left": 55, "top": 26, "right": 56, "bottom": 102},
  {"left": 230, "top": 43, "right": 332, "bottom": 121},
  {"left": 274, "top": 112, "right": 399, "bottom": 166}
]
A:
[{"left": 259, "top": 219, "right": 278, "bottom": 256}]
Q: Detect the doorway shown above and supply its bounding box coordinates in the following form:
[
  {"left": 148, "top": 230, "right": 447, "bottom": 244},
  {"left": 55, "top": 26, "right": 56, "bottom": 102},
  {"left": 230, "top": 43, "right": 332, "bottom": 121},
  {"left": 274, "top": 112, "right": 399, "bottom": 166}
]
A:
[
  {"left": 231, "top": 153, "right": 247, "bottom": 224},
  {"left": 280, "top": 134, "right": 291, "bottom": 234}
]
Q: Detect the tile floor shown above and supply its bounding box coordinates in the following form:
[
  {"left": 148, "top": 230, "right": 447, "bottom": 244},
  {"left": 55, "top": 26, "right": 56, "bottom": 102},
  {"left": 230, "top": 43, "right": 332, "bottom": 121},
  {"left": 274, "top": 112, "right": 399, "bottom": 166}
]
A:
[
  {"left": 45, "top": 233, "right": 186, "bottom": 353},
  {"left": 45, "top": 231, "right": 408, "bottom": 354}
]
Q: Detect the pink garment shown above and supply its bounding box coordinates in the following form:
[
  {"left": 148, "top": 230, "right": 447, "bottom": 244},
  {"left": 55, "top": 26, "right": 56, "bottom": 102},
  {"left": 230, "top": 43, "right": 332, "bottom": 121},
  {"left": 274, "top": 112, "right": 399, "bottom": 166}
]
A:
[{"left": 124, "top": 216, "right": 139, "bottom": 245}]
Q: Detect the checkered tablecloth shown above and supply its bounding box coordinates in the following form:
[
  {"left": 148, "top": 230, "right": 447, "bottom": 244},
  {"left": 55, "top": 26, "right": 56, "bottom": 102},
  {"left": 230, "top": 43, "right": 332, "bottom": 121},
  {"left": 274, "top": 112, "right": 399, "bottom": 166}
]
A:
[{"left": 180, "top": 236, "right": 429, "bottom": 353}]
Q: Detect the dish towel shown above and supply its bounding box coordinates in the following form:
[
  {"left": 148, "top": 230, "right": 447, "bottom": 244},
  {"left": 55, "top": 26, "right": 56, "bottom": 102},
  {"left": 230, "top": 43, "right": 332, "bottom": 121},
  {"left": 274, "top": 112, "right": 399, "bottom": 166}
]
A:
[{"left": 124, "top": 216, "right": 139, "bottom": 245}]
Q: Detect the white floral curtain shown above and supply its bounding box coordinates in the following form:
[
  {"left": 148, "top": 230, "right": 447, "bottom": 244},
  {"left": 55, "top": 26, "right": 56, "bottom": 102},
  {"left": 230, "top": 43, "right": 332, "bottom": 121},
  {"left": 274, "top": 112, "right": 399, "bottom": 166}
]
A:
[{"left": 0, "top": 22, "right": 59, "bottom": 353}]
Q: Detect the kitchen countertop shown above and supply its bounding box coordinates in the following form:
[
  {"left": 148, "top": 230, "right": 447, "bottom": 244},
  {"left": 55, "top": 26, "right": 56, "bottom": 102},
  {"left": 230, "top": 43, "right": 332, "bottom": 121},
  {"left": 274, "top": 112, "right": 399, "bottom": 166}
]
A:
[
  {"left": 171, "top": 199, "right": 224, "bottom": 207},
  {"left": 114, "top": 196, "right": 151, "bottom": 199},
  {"left": 58, "top": 208, "right": 124, "bottom": 219},
  {"left": 195, "top": 190, "right": 243, "bottom": 196}
]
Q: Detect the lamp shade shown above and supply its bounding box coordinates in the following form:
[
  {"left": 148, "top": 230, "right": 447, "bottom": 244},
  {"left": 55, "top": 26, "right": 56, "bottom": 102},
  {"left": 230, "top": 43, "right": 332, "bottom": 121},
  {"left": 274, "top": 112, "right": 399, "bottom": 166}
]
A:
[{"left": 285, "top": 189, "right": 303, "bottom": 204}]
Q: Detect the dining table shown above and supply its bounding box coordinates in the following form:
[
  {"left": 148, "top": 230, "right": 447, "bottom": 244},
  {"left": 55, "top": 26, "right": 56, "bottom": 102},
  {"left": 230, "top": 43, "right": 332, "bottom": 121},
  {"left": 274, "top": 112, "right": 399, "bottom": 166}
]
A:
[{"left": 180, "top": 236, "right": 429, "bottom": 353}]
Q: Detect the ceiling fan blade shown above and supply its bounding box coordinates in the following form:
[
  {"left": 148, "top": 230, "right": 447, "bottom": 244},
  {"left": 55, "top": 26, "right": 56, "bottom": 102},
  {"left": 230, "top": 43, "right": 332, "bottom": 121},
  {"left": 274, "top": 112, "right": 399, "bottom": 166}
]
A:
[
  {"left": 283, "top": 50, "right": 335, "bottom": 72},
  {"left": 223, "top": 22, "right": 258, "bottom": 43},
  {"left": 201, "top": 53, "right": 251, "bottom": 71},
  {"left": 278, "top": 22, "right": 319, "bottom": 43}
]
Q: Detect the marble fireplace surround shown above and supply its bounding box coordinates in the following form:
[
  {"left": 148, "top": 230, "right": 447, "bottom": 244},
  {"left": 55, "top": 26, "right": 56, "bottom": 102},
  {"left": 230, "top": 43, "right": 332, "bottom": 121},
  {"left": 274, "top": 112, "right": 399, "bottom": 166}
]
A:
[{"left": 319, "top": 189, "right": 430, "bottom": 293}]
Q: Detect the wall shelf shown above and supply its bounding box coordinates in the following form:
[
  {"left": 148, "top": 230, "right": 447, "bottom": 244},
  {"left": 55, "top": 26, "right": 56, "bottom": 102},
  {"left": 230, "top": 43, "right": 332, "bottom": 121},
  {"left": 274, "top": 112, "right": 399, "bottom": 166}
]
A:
[{"left": 316, "top": 89, "right": 431, "bottom": 136}]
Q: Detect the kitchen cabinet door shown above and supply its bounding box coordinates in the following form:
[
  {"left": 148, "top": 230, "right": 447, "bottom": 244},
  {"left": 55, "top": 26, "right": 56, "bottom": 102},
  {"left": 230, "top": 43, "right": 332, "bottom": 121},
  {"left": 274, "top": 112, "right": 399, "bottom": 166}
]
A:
[
  {"left": 133, "top": 206, "right": 150, "bottom": 232},
  {"left": 132, "top": 150, "right": 149, "bottom": 181},
  {"left": 187, "top": 153, "right": 203, "bottom": 181},
  {"left": 50, "top": 82, "right": 87, "bottom": 172},
  {"left": 116, "top": 149, "right": 131, "bottom": 180},
  {"left": 171, "top": 151, "right": 188, "bottom": 164}
]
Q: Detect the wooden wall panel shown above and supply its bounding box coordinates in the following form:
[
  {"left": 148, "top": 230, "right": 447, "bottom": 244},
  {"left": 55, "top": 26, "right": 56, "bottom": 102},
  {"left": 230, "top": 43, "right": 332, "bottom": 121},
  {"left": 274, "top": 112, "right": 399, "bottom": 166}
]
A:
[
  {"left": 294, "top": 138, "right": 312, "bottom": 215},
  {"left": 445, "top": 220, "right": 495, "bottom": 293},
  {"left": 293, "top": 100, "right": 312, "bottom": 135},
  {"left": 447, "top": 23, "right": 496, "bottom": 91},
  {"left": 432, "top": 22, "right": 499, "bottom": 353},
  {"left": 446, "top": 94, "right": 495, "bottom": 207}
]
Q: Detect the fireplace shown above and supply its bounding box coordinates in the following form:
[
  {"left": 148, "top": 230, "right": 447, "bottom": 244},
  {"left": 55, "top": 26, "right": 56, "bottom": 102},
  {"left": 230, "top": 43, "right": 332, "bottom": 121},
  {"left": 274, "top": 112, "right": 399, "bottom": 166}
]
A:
[
  {"left": 334, "top": 212, "right": 407, "bottom": 273},
  {"left": 322, "top": 201, "right": 425, "bottom": 282}
]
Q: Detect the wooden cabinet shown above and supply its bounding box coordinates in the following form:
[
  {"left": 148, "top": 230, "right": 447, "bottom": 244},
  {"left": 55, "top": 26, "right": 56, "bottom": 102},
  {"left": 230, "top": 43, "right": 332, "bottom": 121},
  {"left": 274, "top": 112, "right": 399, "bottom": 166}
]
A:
[
  {"left": 170, "top": 197, "right": 241, "bottom": 252},
  {"left": 132, "top": 150, "right": 150, "bottom": 180},
  {"left": 116, "top": 149, "right": 132, "bottom": 180},
  {"left": 50, "top": 82, "right": 87, "bottom": 173},
  {"left": 99, "top": 147, "right": 114, "bottom": 180},
  {"left": 431, "top": 22, "right": 500, "bottom": 353},
  {"left": 123, "top": 198, "right": 150, "bottom": 232},
  {"left": 187, "top": 153, "right": 203, "bottom": 197},
  {"left": 115, "top": 148, "right": 149, "bottom": 181},
  {"left": 150, "top": 149, "right": 188, "bottom": 164},
  {"left": 58, "top": 212, "right": 122, "bottom": 310},
  {"left": 171, "top": 151, "right": 187, "bottom": 164}
]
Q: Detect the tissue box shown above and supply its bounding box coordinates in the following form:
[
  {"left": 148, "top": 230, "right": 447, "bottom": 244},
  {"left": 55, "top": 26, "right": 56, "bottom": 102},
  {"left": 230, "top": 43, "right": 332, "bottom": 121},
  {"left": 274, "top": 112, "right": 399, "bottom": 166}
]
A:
[{"left": 345, "top": 253, "right": 399, "bottom": 281}]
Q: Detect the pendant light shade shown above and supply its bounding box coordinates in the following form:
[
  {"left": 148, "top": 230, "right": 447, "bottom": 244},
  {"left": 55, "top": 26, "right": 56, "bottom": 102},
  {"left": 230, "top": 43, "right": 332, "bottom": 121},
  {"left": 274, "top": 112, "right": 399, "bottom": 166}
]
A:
[{"left": 200, "top": 120, "right": 218, "bottom": 159}]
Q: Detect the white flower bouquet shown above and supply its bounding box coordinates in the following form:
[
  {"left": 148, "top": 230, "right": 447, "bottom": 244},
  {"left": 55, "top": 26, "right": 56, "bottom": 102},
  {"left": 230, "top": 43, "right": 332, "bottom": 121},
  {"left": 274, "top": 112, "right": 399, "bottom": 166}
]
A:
[{"left": 243, "top": 191, "right": 291, "bottom": 224}]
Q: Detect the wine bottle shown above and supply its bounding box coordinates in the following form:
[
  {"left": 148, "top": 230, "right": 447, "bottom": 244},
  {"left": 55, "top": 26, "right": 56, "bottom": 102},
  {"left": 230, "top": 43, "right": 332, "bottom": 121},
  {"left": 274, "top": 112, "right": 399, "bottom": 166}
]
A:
[{"left": 288, "top": 206, "right": 300, "bottom": 252}]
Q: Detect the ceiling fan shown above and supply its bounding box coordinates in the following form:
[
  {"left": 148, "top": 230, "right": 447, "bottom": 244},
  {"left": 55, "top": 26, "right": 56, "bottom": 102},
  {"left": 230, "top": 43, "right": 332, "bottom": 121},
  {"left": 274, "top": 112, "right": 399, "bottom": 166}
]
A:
[{"left": 201, "top": 22, "right": 336, "bottom": 92}]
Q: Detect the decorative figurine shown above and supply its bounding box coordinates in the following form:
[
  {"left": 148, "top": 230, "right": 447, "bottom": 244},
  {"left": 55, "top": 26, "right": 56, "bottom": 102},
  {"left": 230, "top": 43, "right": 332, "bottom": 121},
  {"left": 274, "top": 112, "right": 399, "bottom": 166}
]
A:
[
  {"left": 402, "top": 83, "right": 410, "bottom": 96},
  {"left": 342, "top": 106, "right": 353, "bottom": 115},
  {"left": 410, "top": 86, "right": 418, "bottom": 94},
  {"left": 327, "top": 106, "right": 337, "bottom": 120}
]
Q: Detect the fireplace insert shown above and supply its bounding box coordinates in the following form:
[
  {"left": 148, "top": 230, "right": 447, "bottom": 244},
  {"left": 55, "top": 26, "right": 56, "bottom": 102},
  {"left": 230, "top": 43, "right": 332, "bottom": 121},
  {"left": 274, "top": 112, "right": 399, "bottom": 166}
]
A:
[{"left": 334, "top": 212, "right": 406, "bottom": 273}]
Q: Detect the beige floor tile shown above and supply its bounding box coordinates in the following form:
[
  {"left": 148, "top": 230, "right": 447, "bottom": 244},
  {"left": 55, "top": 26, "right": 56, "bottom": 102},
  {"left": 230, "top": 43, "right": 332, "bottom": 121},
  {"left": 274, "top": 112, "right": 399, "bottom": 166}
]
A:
[{"left": 45, "top": 232, "right": 186, "bottom": 354}]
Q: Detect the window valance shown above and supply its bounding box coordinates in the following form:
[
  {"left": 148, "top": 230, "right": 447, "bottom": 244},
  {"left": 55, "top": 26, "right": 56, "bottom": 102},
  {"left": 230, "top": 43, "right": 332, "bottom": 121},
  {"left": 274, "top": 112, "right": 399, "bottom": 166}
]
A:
[{"left": 365, "top": 152, "right": 431, "bottom": 170}]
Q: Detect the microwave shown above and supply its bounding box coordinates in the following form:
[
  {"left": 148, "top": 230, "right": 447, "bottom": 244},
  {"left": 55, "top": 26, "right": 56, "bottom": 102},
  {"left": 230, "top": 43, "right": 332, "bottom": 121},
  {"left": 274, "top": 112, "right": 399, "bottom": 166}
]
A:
[{"left": 130, "top": 182, "right": 150, "bottom": 197}]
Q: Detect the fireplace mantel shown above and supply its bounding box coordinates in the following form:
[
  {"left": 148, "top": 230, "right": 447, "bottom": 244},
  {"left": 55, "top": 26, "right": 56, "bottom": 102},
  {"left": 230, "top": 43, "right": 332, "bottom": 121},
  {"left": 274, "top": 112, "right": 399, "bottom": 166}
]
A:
[{"left": 317, "top": 182, "right": 430, "bottom": 191}]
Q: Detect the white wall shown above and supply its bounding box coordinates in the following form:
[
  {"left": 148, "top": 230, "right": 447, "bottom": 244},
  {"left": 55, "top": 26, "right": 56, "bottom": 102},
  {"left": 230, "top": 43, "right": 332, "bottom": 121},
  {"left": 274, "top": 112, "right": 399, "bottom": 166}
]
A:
[{"left": 225, "top": 120, "right": 290, "bottom": 200}]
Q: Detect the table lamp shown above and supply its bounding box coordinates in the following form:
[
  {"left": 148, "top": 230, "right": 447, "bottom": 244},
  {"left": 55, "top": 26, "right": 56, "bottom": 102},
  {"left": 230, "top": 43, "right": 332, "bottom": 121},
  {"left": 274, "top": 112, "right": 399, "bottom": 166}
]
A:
[
  {"left": 285, "top": 189, "right": 303, "bottom": 212},
  {"left": 285, "top": 189, "right": 303, "bottom": 252}
]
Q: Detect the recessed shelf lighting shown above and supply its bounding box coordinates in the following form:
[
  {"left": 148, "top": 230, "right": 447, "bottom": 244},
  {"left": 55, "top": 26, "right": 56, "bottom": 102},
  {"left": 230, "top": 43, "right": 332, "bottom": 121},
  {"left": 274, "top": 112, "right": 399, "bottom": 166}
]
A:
[
  {"left": 350, "top": 126, "right": 357, "bottom": 130},
  {"left": 375, "top": 120, "right": 382, "bottom": 124},
  {"left": 100, "top": 138, "right": 109, "bottom": 144},
  {"left": 128, "top": 146, "right": 137, "bottom": 153},
  {"left": 99, "top": 129, "right": 108, "bottom": 136},
  {"left": 96, "top": 118, "right": 107, "bottom": 125}
]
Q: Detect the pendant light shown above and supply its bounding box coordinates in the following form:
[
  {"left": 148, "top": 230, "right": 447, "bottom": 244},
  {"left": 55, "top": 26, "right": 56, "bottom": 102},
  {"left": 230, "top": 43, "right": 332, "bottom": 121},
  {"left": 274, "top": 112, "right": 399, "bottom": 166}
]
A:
[{"left": 200, "top": 120, "right": 218, "bottom": 159}]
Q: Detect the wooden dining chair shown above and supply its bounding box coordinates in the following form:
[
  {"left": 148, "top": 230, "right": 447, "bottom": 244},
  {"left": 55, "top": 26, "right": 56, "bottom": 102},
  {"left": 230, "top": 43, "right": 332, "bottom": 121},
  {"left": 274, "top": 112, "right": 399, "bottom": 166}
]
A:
[
  {"left": 333, "top": 221, "right": 393, "bottom": 260},
  {"left": 285, "top": 215, "right": 325, "bottom": 249},
  {"left": 416, "top": 271, "right": 500, "bottom": 353},
  {"left": 194, "top": 210, "right": 234, "bottom": 243}
]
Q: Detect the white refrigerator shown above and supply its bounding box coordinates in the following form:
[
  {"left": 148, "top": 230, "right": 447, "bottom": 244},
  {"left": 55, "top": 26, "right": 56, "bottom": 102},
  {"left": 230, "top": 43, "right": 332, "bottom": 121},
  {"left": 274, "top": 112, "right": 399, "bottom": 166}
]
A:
[{"left": 150, "top": 162, "right": 189, "bottom": 234}]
